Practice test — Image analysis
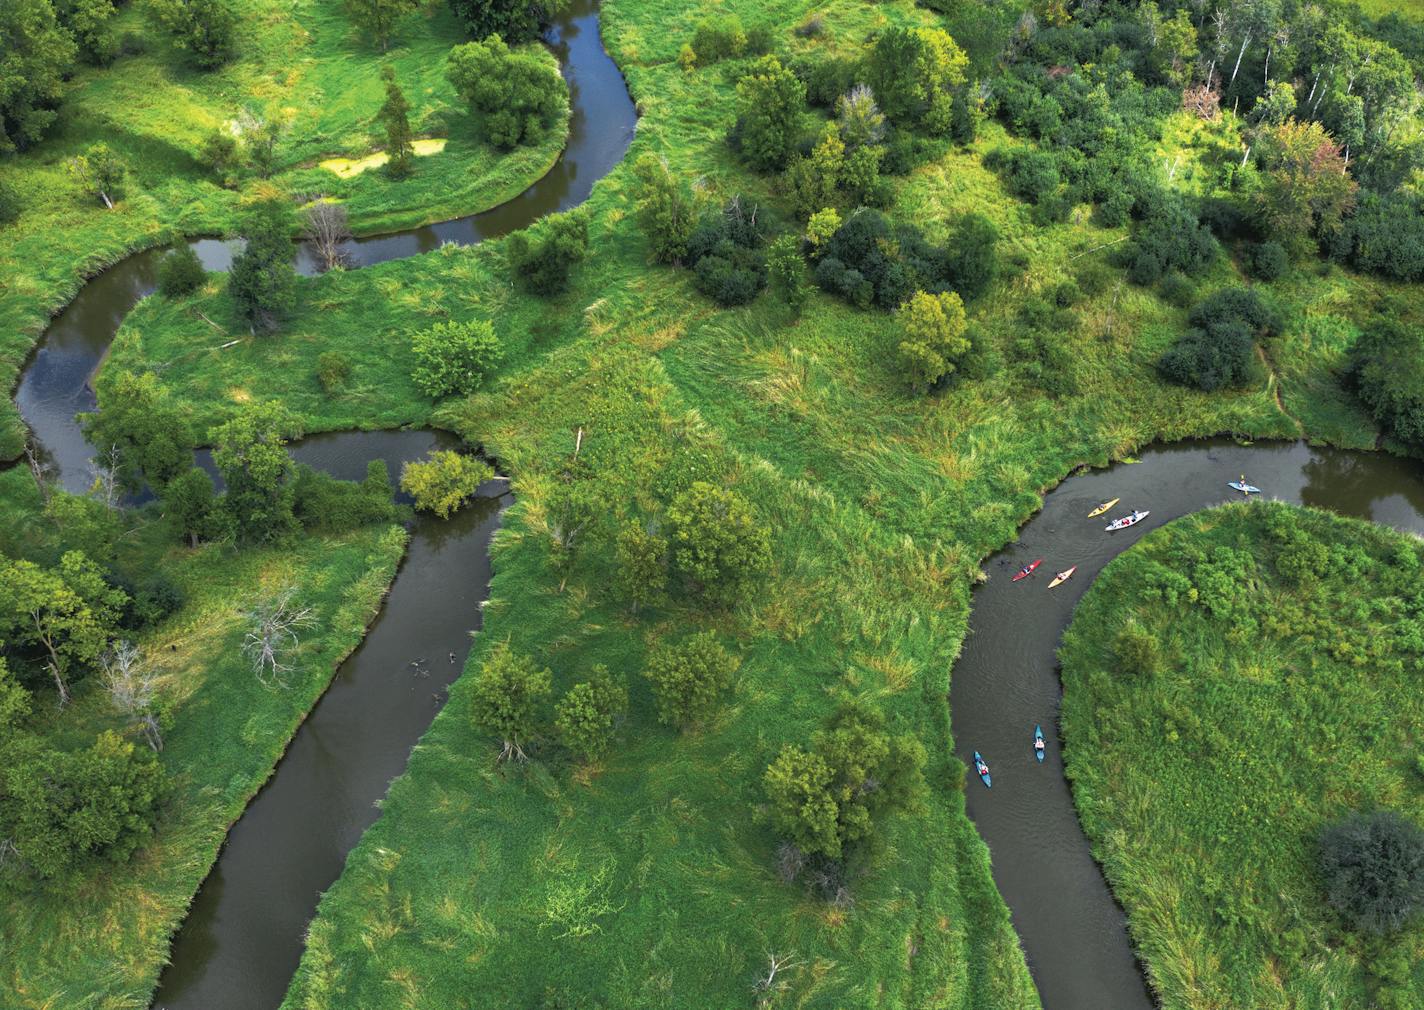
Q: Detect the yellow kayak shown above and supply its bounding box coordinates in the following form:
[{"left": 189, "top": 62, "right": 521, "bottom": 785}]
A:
[
  {"left": 1088, "top": 497, "right": 1119, "bottom": 518},
  {"left": 1048, "top": 565, "right": 1078, "bottom": 588}
]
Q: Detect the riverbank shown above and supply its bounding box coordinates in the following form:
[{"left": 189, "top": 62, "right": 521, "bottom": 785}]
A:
[
  {"left": 0, "top": 467, "right": 408, "bottom": 1008},
  {"left": 104, "top": 0, "right": 1414, "bottom": 1004},
  {"left": 1060, "top": 501, "right": 1424, "bottom": 1009},
  {"left": 0, "top": 0, "right": 569, "bottom": 462}
]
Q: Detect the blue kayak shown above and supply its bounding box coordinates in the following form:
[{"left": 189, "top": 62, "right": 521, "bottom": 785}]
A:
[
  {"left": 1034, "top": 724, "right": 1046, "bottom": 763},
  {"left": 973, "top": 750, "right": 992, "bottom": 788},
  {"left": 1228, "top": 480, "right": 1261, "bottom": 494}
]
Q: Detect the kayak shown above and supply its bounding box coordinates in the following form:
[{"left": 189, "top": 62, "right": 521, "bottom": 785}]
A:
[
  {"left": 1228, "top": 481, "right": 1261, "bottom": 494},
  {"left": 1105, "top": 510, "right": 1150, "bottom": 531},
  {"left": 1048, "top": 566, "right": 1077, "bottom": 588},
  {"left": 973, "top": 751, "right": 991, "bottom": 788},
  {"left": 1034, "top": 724, "right": 1046, "bottom": 763},
  {"left": 1012, "top": 558, "right": 1044, "bottom": 582},
  {"left": 1088, "top": 497, "right": 1120, "bottom": 518}
]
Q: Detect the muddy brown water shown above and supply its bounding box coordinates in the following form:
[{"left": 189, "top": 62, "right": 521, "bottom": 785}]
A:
[{"left": 10, "top": 1, "right": 1424, "bottom": 1006}]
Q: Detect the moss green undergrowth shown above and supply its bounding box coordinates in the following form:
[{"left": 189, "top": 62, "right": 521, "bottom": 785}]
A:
[{"left": 1059, "top": 501, "right": 1424, "bottom": 1009}]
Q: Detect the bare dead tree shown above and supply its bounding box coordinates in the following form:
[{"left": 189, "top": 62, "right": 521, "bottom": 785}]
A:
[
  {"left": 752, "top": 952, "right": 800, "bottom": 1005},
  {"left": 303, "top": 200, "right": 352, "bottom": 272},
  {"left": 23, "top": 439, "right": 53, "bottom": 506},
  {"left": 88, "top": 444, "right": 123, "bottom": 508},
  {"left": 102, "top": 640, "right": 164, "bottom": 751},
  {"left": 242, "top": 587, "right": 315, "bottom": 688}
]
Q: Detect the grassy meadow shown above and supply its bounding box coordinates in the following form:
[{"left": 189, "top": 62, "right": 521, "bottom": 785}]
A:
[
  {"left": 18, "top": 0, "right": 1424, "bottom": 1006},
  {"left": 0, "top": 0, "right": 568, "bottom": 461},
  {"left": 0, "top": 468, "right": 408, "bottom": 1009},
  {"left": 1058, "top": 501, "right": 1424, "bottom": 1009}
]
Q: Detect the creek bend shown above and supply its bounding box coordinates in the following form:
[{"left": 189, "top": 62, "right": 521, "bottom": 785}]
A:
[
  {"left": 954, "top": 437, "right": 1424, "bottom": 1010},
  {"left": 12, "top": 1, "right": 634, "bottom": 1007},
  {"left": 10, "top": 1, "right": 1424, "bottom": 1005}
]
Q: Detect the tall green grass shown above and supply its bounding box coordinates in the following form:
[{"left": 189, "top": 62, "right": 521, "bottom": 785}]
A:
[
  {"left": 1060, "top": 502, "right": 1424, "bottom": 1009},
  {"left": 0, "top": 0, "right": 568, "bottom": 461},
  {"left": 76, "top": 0, "right": 1423, "bottom": 1006},
  {"left": 0, "top": 469, "right": 408, "bottom": 1009}
]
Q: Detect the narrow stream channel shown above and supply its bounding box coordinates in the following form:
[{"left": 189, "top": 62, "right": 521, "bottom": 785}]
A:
[
  {"left": 10, "top": 1, "right": 1424, "bottom": 1005},
  {"left": 10, "top": 2, "right": 635, "bottom": 1007},
  {"left": 953, "top": 438, "right": 1424, "bottom": 1010}
]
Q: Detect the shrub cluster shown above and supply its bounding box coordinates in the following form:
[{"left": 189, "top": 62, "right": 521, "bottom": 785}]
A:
[
  {"left": 1158, "top": 288, "right": 1278, "bottom": 392},
  {"left": 685, "top": 196, "right": 768, "bottom": 306}
]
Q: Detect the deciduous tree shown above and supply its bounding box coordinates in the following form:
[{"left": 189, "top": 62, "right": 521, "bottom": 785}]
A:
[
  {"left": 897, "top": 289, "right": 968, "bottom": 391},
  {"left": 211, "top": 401, "right": 301, "bottom": 545},
  {"left": 734, "top": 55, "right": 806, "bottom": 172},
  {"left": 66, "top": 144, "right": 126, "bottom": 209},
  {"left": 345, "top": 0, "right": 419, "bottom": 51},
  {"left": 1252, "top": 119, "right": 1356, "bottom": 252},
  {"left": 400, "top": 450, "right": 494, "bottom": 518},
  {"left": 1320, "top": 810, "right": 1424, "bottom": 935},
  {"left": 447, "top": 34, "right": 565, "bottom": 148},
  {"left": 163, "top": 467, "right": 223, "bottom": 547},
  {"left": 470, "top": 641, "right": 551, "bottom": 761},
  {"left": 763, "top": 703, "right": 926, "bottom": 863},
  {"left": 643, "top": 631, "right": 737, "bottom": 730},
  {"left": 0, "top": 552, "right": 126, "bottom": 707},
  {"left": 410, "top": 318, "right": 503, "bottom": 397},
  {"left": 668, "top": 481, "right": 772, "bottom": 604},
  {"left": 612, "top": 520, "right": 667, "bottom": 612},
  {"left": 446, "top": 0, "right": 568, "bottom": 43},
  {"left": 81, "top": 370, "right": 194, "bottom": 492},
  {"left": 632, "top": 153, "right": 700, "bottom": 264},
  {"left": 554, "top": 666, "right": 627, "bottom": 762},
  {"left": 866, "top": 26, "right": 967, "bottom": 134},
  {"left": 0, "top": 0, "right": 77, "bottom": 153},
  {"left": 146, "top": 0, "right": 236, "bottom": 69}
]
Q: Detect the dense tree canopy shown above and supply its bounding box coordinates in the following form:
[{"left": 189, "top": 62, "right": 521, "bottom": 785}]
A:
[
  {"left": 733, "top": 55, "right": 805, "bottom": 172},
  {"left": 763, "top": 703, "right": 926, "bottom": 863},
  {"left": 446, "top": 0, "right": 566, "bottom": 43},
  {"left": 1347, "top": 320, "right": 1424, "bottom": 449},
  {"left": 0, "top": 0, "right": 78, "bottom": 154},
  {"left": 82, "top": 370, "right": 194, "bottom": 493},
  {"left": 446, "top": 34, "right": 564, "bottom": 148},
  {"left": 145, "top": 0, "right": 236, "bottom": 69},
  {"left": 642, "top": 631, "right": 737, "bottom": 730},
  {"left": 399, "top": 450, "right": 494, "bottom": 518},
  {"left": 1320, "top": 811, "right": 1424, "bottom": 935}
]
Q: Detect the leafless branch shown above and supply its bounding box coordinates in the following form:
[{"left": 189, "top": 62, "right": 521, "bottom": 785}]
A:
[
  {"left": 303, "top": 199, "right": 352, "bottom": 272},
  {"left": 23, "top": 440, "right": 52, "bottom": 506},
  {"left": 242, "top": 587, "right": 315, "bottom": 688},
  {"left": 102, "top": 640, "right": 164, "bottom": 751},
  {"left": 752, "top": 951, "right": 800, "bottom": 1004},
  {"left": 88, "top": 444, "right": 123, "bottom": 508}
]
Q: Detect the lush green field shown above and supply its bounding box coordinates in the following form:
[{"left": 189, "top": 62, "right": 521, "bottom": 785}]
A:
[
  {"left": 1059, "top": 501, "right": 1424, "bottom": 1010},
  {"left": 67, "top": 0, "right": 1424, "bottom": 1007},
  {"left": 0, "top": 468, "right": 408, "bottom": 1009},
  {"left": 0, "top": 0, "right": 568, "bottom": 461}
]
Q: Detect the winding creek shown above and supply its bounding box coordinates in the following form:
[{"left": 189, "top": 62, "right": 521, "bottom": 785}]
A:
[{"left": 9, "top": 1, "right": 1424, "bottom": 1005}]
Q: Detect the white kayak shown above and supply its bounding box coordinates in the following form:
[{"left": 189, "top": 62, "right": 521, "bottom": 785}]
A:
[
  {"left": 1227, "top": 481, "right": 1261, "bottom": 494},
  {"left": 1105, "top": 509, "right": 1149, "bottom": 531}
]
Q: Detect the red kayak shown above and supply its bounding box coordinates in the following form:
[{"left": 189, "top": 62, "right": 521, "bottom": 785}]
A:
[{"left": 1012, "top": 559, "right": 1044, "bottom": 582}]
